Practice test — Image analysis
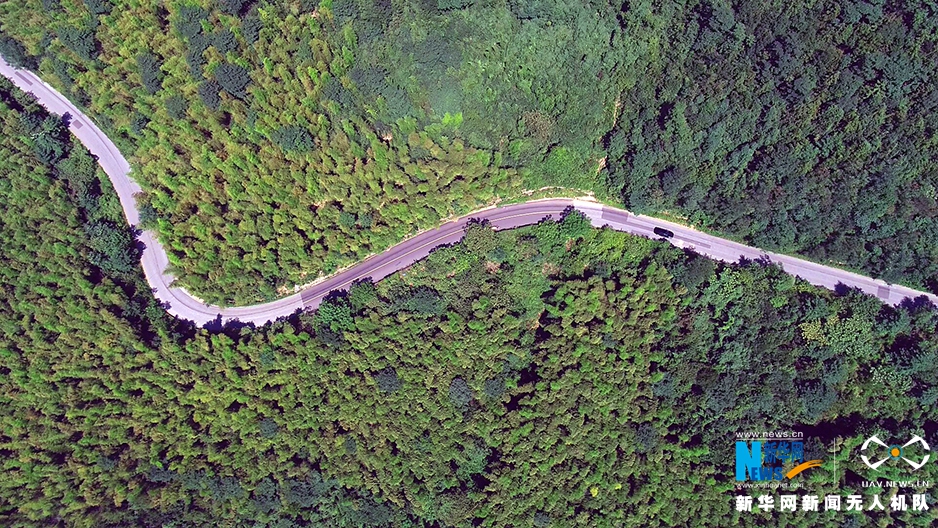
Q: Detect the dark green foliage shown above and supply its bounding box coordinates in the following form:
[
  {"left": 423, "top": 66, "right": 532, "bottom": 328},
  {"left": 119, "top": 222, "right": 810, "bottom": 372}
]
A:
[
  {"left": 55, "top": 143, "right": 98, "bottom": 200},
  {"left": 0, "top": 87, "right": 936, "bottom": 527},
  {"left": 461, "top": 221, "right": 497, "bottom": 256},
  {"left": 634, "top": 423, "right": 658, "bottom": 453},
  {"left": 179, "top": 470, "right": 208, "bottom": 491},
  {"left": 322, "top": 76, "right": 353, "bottom": 108},
  {"left": 358, "top": 213, "right": 372, "bottom": 229},
  {"left": 348, "top": 280, "right": 378, "bottom": 310},
  {"left": 164, "top": 95, "right": 187, "bottom": 119},
  {"left": 437, "top": 0, "right": 473, "bottom": 11},
  {"left": 130, "top": 112, "right": 149, "bottom": 135},
  {"left": 393, "top": 286, "right": 445, "bottom": 316},
  {"left": 508, "top": 0, "right": 551, "bottom": 20},
  {"left": 0, "top": 35, "right": 36, "bottom": 69},
  {"left": 17, "top": 111, "right": 44, "bottom": 134},
  {"left": 146, "top": 465, "right": 176, "bottom": 484},
  {"left": 213, "top": 29, "right": 238, "bottom": 55},
  {"left": 415, "top": 33, "right": 459, "bottom": 68},
  {"left": 486, "top": 246, "right": 507, "bottom": 264},
  {"left": 241, "top": 8, "right": 262, "bottom": 45},
  {"left": 48, "top": 55, "right": 75, "bottom": 93},
  {"left": 270, "top": 125, "right": 313, "bottom": 152},
  {"left": 57, "top": 26, "right": 97, "bottom": 62},
  {"left": 217, "top": 0, "right": 249, "bottom": 17},
  {"left": 259, "top": 418, "right": 279, "bottom": 438},
  {"left": 374, "top": 367, "right": 400, "bottom": 393},
  {"left": 533, "top": 512, "right": 552, "bottom": 528},
  {"left": 332, "top": 0, "right": 358, "bottom": 25},
  {"left": 670, "top": 254, "right": 716, "bottom": 292},
  {"left": 338, "top": 210, "right": 356, "bottom": 228},
  {"left": 83, "top": 0, "right": 111, "bottom": 16},
  {"left": 348, "top": 65, "right": 412, "bottom": 120},
  {"left": 84, "top": 221, "right": 139, "bottom": 275},
  {"left": 377, "top": 84, "right": 411, "bottom": 121},
  {"left": 349, "top": 0, "right": 390, "bottom": 44},
  {"left": 96, "top": 456, "right": 117, "bottom": 471},
  {"left": 799, "top": 383, "right": 837, "bottom": 423},
  {"left": 483, "top": 377, "right": 504, "bottom": 399},
  {"left": 137, "top": 202, "right": 158, "bottom": 228},
  {"left": 284, "top": 478, "right": 319, "bottom": 509},
  {"left": 251, "top": 477, "right": 279, "bottom": 513},
  {"left": 602, "top": 0, "right": 938, "bottom": 292},
  {"left": 198, "top": 80, "right": 221, "bottom": 110},
  {"left": 186, "top": 47, "right": 206, "bottom": 79},
  {"left": 214, "top": 62, "right": 251, "bottom": 99},
  {"left": 208, "top": 476, "right": 244, "bottom": 501},
  {"left": 316, "top": 326, "right": 344, "bottom": 348},
  {"left": 136, "top": 52, "right": 163, "bottom": 93},
  {"left": 456, "top": 442, "right": 490, "bottom": 480},
  {"left": 448, "top": 377, "right": 472, "bottom": 410},
  {"left": 175, "top": 5, "right": 208, "bottom": 40},
  {"left": 31, "top": 114, "right": 70, "bottom": 166},
  {"left": 2, "top": 4, "right": 938, "bottom": 521},
  {"left": 558, "top": 209, "right": 591, "bottom": 239},
  {"left": 189, "top": 32, "right": 211, "bottom": 57},
  {"left": 314, "top": 297, "right": 353, "bottom": 333}
]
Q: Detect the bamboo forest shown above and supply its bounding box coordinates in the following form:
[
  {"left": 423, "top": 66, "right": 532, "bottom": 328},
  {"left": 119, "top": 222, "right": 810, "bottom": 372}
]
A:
[{"left": 1, "top": 0, "right": 937, "bottom": 302}]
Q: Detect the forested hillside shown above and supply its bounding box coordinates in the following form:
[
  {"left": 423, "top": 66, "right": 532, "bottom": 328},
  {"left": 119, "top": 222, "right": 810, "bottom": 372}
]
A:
[
  {"left": 2, "top": 0, "right": 937, "bottom": 302},
  {"left": 603, "top": 0, "right": 938, "bottom": 292},
  {"left": 0, "top": 0, "right": 527, "bottom": 304},
  {"left": 2, "top": 77, "right": 937, "bottom": 527},
  {"left": 0, "top": 76, "right": 425, "bottom": 527}
]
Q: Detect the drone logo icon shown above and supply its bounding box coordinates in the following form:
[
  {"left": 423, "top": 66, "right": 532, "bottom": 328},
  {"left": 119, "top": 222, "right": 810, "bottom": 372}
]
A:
[{"left": 860, "top": 435, "right": 930, "bottom": 471}]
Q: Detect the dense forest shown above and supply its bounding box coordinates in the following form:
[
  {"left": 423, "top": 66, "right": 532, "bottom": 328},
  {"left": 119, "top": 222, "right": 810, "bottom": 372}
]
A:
[
  {"left": 2, "top": 76, "right": 937, "bottom": 526},
  {"left": 603, "top": 0, "right": 938, "bottom": 293},
  {"left": 1, "top": 0, "right": 937, "bottom": 303}
]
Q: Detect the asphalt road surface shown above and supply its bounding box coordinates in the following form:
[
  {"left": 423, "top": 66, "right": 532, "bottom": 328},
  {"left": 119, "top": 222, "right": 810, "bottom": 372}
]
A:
[{"left": 3, "top": 56, "right": 935, "bottom": 326}]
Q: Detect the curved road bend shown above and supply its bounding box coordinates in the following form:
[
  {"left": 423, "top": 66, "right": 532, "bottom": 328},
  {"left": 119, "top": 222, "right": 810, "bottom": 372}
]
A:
[{"left": 2, "top": 56, "right": 936, "bottom": 326}]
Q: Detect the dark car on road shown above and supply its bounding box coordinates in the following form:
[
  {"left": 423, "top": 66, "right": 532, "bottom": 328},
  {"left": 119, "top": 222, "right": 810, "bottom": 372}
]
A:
[{"left": 653, "top": 227, "right": 674, "bottom": 238}]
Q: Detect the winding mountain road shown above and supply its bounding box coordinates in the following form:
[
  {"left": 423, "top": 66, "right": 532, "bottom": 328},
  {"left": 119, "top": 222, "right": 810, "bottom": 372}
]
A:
[{"left": 2, "top": 56, "right": 935, "bottom": 326}]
